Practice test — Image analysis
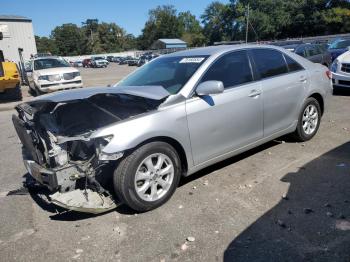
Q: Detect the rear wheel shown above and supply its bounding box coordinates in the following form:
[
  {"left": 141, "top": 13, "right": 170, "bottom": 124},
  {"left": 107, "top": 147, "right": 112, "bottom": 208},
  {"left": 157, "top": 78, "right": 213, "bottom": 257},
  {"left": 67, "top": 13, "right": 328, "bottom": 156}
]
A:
[
  {"left": 293, "top": 97, "right": 321, "bottom": 142},
  {"left": 113, "top": 142, "right": 181, "bottom": 212}
]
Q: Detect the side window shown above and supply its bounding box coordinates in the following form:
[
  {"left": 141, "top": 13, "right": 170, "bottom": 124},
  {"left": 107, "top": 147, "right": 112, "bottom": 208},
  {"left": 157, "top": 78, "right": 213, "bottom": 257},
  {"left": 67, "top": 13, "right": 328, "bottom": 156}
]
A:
[
  {"left": 251, "top": 49, "right": 288, "bottom": 79},
  {"left": 283, "top": 54, "right": 304, "bottom": 72},
  {"left": 295, "top": 47, "right": 306, "bottom": 57},
  {"left": 201, "top": 50, "right": 253, "bottom": 89}
]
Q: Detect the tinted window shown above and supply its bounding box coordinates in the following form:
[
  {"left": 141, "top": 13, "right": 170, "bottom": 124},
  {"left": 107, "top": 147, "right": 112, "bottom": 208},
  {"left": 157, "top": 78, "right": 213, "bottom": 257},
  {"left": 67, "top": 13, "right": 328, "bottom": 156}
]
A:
[
  {"left": 283, "top": 54, "right": 303, "bottom": 72},
  {"left": 34, "top": 58, "right": 70, "bottom": 70},
  {"left": 252, "top": 49, "right": 288, "bottom": 78},
  {"left": 201, "top": 51, "right": 253, "bottom": 89}
]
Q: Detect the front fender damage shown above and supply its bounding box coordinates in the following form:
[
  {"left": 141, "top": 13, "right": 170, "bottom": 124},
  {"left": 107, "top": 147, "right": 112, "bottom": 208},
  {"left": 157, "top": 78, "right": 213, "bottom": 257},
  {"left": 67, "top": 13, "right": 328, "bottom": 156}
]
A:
[{"left": 13, "top": 91, "right": 165, "bottom": 214}]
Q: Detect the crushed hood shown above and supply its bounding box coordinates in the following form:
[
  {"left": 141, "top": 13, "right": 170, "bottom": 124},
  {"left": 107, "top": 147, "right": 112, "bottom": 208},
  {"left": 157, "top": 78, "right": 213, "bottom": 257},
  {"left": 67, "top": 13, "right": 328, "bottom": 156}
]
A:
[{"left": 30, "top": 85, "right": 170, "bottom": 103}]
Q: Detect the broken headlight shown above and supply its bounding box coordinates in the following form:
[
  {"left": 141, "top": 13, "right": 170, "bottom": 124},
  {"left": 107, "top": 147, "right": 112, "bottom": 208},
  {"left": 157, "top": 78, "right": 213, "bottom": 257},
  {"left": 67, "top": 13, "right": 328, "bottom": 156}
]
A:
[
  {"left": 95, "top": 135, "right": 123, "bottom": 161},
  {"left": 99, "top": 151, "right": 124, "bottom": 161}
]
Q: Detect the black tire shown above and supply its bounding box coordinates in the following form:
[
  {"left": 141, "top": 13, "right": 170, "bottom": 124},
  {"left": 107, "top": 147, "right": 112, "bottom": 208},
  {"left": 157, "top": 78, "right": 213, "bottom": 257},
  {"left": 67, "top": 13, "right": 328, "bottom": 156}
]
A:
[
  {"left": 292, "top": 97, "right": 321, "bottom": 142},
  {"left": 34, "top": 84, "right": 43, "bottom": 96},
  {"left": 113, "top": 141, "right": 181, "bottom": 212},
  {"left": 1, "top": 84, "right": 22, "bottom": 101}
]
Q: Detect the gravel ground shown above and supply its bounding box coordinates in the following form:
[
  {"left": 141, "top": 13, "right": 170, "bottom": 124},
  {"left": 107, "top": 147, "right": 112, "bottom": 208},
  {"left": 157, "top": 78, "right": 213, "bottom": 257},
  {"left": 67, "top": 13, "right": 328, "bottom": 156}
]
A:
[{"left": 0, "top": 65, "right": 349, "bottom": 261}]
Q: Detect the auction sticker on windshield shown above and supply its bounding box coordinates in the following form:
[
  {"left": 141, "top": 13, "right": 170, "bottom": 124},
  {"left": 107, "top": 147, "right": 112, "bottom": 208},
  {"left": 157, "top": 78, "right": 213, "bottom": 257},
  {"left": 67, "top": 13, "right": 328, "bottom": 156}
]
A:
[{"left": 179, "top": 57, "right": 205, "bottom": 63}]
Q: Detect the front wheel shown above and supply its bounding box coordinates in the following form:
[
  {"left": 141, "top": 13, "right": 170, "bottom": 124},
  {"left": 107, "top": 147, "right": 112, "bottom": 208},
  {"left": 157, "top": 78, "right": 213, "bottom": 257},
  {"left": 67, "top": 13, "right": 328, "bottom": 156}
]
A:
[
  {"left": 293, "top": 97, "right": 321, "bottom": 142},
  {"left": 113, "top": 142, "right": 181, "bottom": 212}
]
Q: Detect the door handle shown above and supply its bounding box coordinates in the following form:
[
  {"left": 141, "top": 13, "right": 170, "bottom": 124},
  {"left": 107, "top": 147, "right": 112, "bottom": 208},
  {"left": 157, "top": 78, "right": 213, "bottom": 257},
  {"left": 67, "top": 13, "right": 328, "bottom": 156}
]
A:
[
  {"left": 299, "top": 76, "right": 307, "bottom": 82},
  {"left": 248, "top": 89, "right": 262, "bottom": 97}
]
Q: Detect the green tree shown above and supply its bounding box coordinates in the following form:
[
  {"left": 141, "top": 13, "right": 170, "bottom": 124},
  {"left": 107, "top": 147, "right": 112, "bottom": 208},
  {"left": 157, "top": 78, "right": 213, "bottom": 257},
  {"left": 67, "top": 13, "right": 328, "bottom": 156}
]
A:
[
  {"left": 178, "top": 11, "right": 206, "bottom": 47},
  {"left": 51, "top": 23, "right": 87, "bottom": 56},
  {"left": 35, "top": 36, "right": 58, "bottom": 54},
  {"left": 201, "top": 2, "right": 232, "bottom": 44},
  {"left": 138, "top": 5, "right": 182, "bottom": 49}
]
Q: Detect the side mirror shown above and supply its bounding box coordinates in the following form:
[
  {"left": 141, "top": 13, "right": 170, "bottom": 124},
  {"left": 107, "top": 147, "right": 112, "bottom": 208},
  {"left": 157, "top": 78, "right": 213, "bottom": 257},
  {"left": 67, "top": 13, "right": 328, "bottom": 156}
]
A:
[{"left": 196, "top": 80, "right": 224, "bottom": 96}]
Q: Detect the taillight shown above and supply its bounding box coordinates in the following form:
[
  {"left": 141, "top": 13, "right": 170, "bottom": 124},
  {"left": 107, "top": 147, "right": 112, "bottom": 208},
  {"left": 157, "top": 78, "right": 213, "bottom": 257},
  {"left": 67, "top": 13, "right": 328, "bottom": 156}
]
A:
[{"left": 326, "top": 70, "right": 332, "bottom": 79}]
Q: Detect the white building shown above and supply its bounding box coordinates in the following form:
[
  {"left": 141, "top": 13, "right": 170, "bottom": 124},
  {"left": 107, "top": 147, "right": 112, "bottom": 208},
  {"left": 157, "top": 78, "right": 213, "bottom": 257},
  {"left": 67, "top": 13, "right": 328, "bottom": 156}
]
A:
[{"left": 0, "top": 15, "right": 37, "bottom": 63}]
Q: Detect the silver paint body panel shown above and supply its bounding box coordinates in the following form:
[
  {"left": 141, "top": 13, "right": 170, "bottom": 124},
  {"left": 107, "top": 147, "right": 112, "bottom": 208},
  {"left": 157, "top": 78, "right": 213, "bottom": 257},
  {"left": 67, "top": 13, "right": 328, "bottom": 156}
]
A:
[{"left": 35, "top": 44, "right": 333, "bottom": 176}]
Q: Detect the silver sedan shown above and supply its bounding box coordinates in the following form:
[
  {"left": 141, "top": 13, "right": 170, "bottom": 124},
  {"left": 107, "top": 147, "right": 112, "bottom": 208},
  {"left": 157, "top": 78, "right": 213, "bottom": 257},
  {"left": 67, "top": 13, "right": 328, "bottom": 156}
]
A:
[{"left": 13, "top": 45, "right": 332, "bottom": 213}]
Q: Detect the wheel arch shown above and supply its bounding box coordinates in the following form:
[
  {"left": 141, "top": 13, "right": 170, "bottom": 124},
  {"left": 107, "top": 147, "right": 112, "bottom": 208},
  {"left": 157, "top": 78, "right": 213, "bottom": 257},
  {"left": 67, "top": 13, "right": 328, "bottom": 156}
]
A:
[
  {"left": 308, "top": 93, "right": 324, "bottom": 115},
  {"left": 133, "top": 136, "right": 189, "bottom": 176}
]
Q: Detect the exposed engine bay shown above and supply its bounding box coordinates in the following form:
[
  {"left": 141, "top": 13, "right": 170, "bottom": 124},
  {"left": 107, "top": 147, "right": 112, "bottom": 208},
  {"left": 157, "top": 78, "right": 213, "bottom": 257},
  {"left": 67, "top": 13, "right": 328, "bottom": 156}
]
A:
[{"left": 13, "top": 92, "right": 163, "bottom": 213}]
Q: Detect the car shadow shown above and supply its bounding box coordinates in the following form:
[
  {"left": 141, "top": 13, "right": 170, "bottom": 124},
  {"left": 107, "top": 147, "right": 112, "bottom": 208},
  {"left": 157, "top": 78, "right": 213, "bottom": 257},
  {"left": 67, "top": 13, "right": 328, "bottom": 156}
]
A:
[
  {"left": 21, "top": 138, "right": 286, "bottom": 220},
  {"left": 223, "top": 141, "right": 350, "bottom": 261},
  {"left": 180, "top": 140, "right": 280, "bottom": 187},
  {"left": 333, "top": 87, "right": 350, "bottom": 96}
]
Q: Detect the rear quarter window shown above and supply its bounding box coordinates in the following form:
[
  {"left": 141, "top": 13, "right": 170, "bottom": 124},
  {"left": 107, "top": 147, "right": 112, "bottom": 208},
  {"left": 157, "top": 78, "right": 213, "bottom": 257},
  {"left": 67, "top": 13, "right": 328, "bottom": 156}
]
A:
[
  {"left": 251, "top": 49, "right": 289, "bottom": 79},
  {"left": 283, "top": 54, "right": 304, "bottom": 72}
]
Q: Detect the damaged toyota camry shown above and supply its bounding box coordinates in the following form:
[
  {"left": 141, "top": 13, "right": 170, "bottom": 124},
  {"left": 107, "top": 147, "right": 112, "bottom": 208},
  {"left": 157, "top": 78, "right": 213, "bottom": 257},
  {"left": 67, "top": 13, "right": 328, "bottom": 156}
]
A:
[{"left": 13, "top": 45, "right": 332, "bottom": 213}]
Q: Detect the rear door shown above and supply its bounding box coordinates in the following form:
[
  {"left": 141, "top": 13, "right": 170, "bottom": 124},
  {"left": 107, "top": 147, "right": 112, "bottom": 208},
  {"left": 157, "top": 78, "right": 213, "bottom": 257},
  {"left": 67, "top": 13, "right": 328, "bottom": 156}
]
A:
[
  {"left": 186, "top": 50, "right": 263, "bottom": 165},
  {"left": 250, "top": 48, "right": 307, "bottom": 137}
]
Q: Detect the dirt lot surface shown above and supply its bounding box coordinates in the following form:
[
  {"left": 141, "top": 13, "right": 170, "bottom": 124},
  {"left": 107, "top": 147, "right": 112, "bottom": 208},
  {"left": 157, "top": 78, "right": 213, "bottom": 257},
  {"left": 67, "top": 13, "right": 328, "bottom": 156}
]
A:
[{"left": 0, "top": 64, "right": 349, "bottom": 261}]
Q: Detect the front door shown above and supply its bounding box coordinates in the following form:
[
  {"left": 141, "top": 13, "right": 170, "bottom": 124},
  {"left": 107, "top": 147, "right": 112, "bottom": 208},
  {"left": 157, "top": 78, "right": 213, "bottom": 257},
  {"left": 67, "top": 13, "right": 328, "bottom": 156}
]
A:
[{"left": 186, "top": 50, "right": 263, "bottom": 165}]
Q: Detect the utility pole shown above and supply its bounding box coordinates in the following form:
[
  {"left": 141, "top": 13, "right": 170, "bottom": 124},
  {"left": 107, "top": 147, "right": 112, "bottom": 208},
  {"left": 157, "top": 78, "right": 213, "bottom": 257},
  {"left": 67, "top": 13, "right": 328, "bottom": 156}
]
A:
[{"left": 245, "top": 3, "right": 250, "bottom": 43}]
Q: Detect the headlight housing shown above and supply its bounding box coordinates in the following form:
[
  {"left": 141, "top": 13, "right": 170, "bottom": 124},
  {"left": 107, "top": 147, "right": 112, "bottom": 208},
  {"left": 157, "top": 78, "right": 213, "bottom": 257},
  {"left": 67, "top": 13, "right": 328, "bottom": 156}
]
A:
[
  {"left": 331, "top": 60, "right": 338, "bottom": 73},
  {"left": 38, "top": 75, "right": 49, "bottom": 81},
  {"left": 38, "top": 74, "right": 61, "bottom": 81}
]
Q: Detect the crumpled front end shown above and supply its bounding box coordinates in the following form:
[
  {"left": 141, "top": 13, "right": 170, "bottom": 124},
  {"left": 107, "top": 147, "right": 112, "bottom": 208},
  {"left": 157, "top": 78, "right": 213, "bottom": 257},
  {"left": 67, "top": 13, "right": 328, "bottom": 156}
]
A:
[{"left": 12, "top": 91, "right": 162, "bottom": 213}]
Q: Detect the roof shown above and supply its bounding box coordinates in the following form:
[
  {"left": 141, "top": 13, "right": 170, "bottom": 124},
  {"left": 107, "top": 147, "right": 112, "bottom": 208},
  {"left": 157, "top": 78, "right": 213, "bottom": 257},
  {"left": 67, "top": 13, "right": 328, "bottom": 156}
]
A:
[
  {"left": 165, "top": 44, "right": 287, "bottom": 57},
  {"left": 157, "top": 39, "right": 187, "bottom": 45},
  {"left": 0, "top": 15, "right": 32, "bottom": 22}
]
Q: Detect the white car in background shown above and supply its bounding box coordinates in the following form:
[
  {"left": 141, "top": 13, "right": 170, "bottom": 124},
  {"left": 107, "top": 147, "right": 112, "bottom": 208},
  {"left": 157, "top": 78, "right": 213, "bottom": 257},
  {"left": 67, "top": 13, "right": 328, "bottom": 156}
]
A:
[
  {"left": 91, "top": 56, "right": 109, "bottom": 68},
  {"left": 331, "top": 50, "right": 350, "bottom": 89},
  {"left": 26, "top": 57, "right": 83, "bottom": 95}
]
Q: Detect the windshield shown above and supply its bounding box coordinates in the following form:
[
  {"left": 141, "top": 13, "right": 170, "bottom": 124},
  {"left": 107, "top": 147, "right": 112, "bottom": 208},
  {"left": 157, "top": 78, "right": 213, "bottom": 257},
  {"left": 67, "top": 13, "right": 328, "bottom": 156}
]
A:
[
  {"left": 34, "top": 58, "right": 70, "bottom": 70},
  {"left": 329, "top": 40, "right": 350, "bottom": 49},
  {"left": 116, "top": 56, "right": 208, "bottom": 94}
]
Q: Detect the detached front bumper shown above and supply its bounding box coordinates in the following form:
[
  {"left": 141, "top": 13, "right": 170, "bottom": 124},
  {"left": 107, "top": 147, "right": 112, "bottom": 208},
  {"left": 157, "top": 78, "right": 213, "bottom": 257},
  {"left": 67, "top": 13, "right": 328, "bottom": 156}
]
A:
[
  {"left": 23, "top": 158, "right": 118, "bottom": 214},
  {"left": 23, "top": 158, "right": 82, "bottom": 192}
]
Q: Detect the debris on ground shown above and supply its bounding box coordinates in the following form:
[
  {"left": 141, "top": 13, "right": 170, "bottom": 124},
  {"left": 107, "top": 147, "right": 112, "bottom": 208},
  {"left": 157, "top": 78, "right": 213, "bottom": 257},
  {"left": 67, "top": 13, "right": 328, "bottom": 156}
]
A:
[
  {"left": 6, "top": 187, "right": 29, "bottom": 196},
  {"left": 336, "top": 163, "right": 346, "bottom": 167},
  {"left": 192, "top": 186, "right": 197, "bottom": 190},
  {"left": 178, "top": 205, "right": 183, "bottom": 209},
  {"left": 203, "top": 180, "right": 209, "bottom": 186},
  {"left": 267, "top": 151, "right": 272, "bottom": 155},
  {"left": 282, "top": 193, "right": 289, "bottom": 200},
  {"left": 303, "top": 208, "right": 313, "bottom": 214},
  {"left": 343, "top": 127, "right": 348, "bottom": 131},
  {"left": 338, "top": 213, "right": 346, "bottom": 219},
  {"left": 186, "top": 236, "right": 195, "bottom": 242},
  {"left": 324, "top": 203, "right": 331, "bottom": 208},
  {"left": 277, "top": 219, "right": 286, "bottom": 228},
  {"left": 76, "top": 249, "right": 83, "bottom": 254},
  {"left": 301, "top": 143, "right": 306, "bottom": 147},
  {"left": 181, "top": 243, "right": 188, "bottom": 251},
  {"left": 215, "top": 231, "right": 219, "bottom": 234},
  {"left": 336, "top": 220, "right": 350, "bottom": 231},
  {"left": 326, "top": 212, "right": 334, "bottom": 217}
]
